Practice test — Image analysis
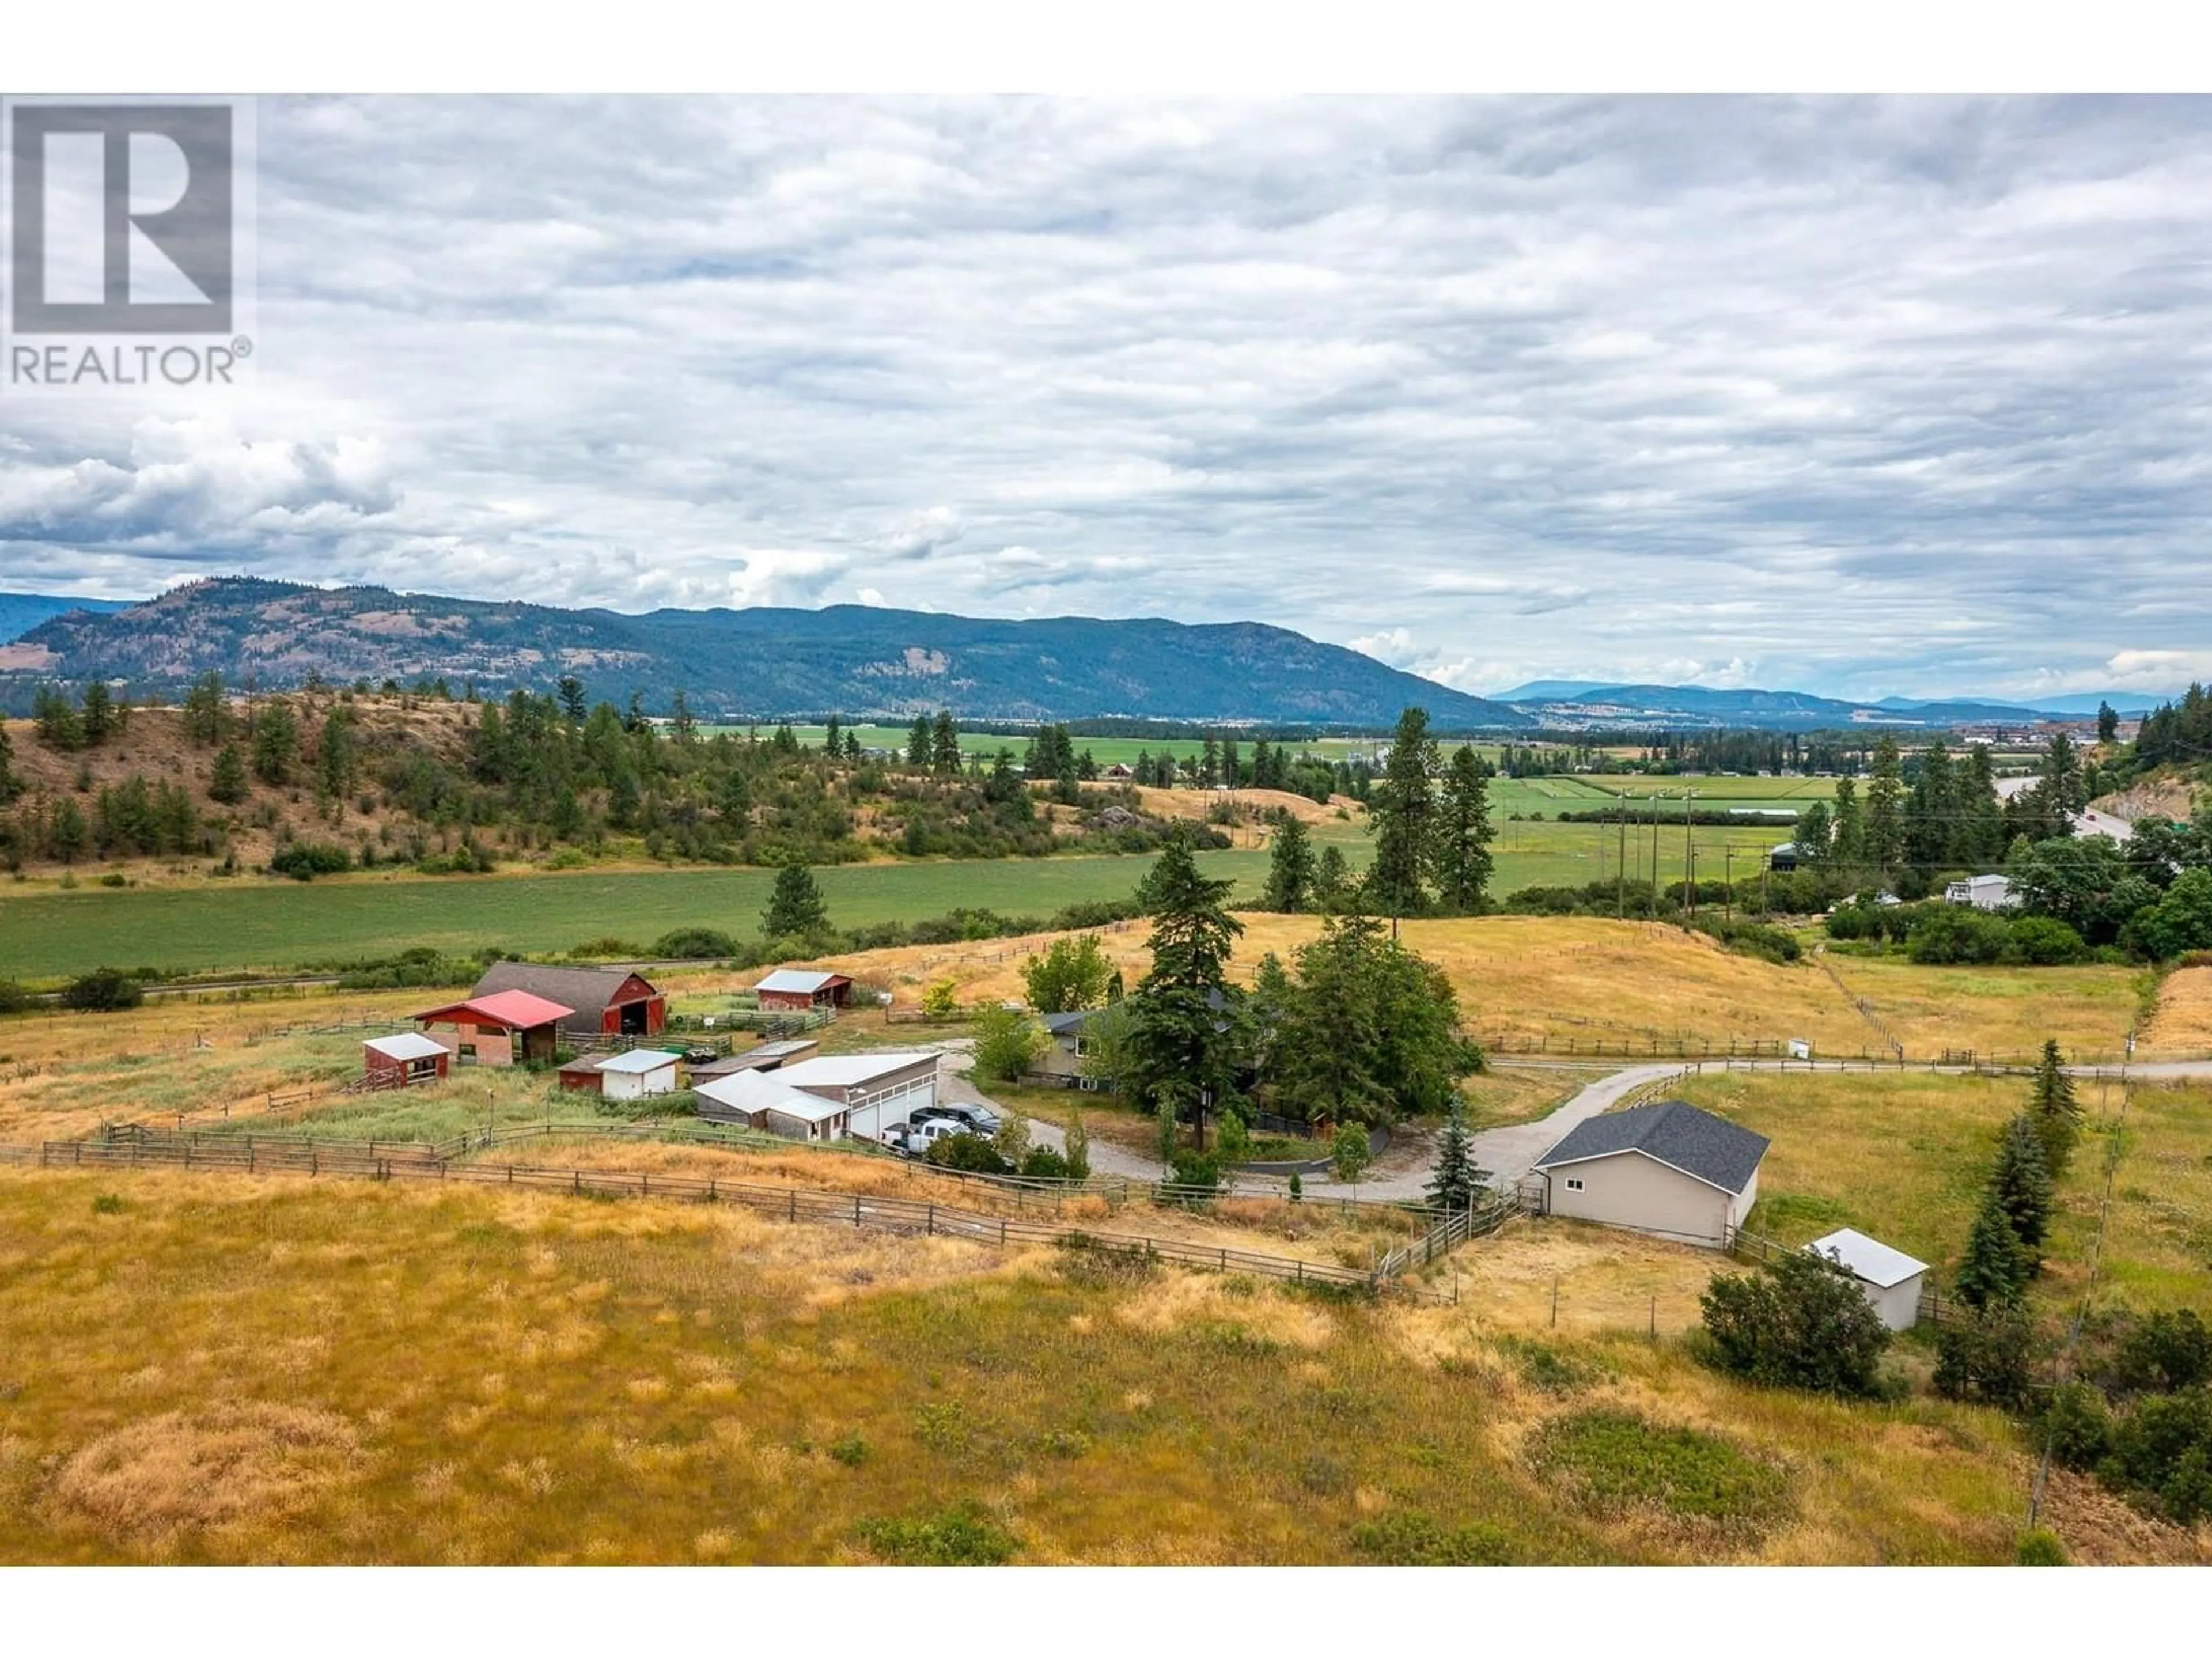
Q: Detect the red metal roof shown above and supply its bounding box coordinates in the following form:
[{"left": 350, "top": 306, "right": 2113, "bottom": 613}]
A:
[{"left": 411, "top": 989, "right": 576, "bottom": 1030}]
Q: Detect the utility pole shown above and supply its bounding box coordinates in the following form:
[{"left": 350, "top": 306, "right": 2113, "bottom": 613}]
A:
[
  {"left": 1681, "top": 789, "right": 1698, "bottom": 918},
  {"left": 1647, "top": 791, "right": 1660, "bottom": 920},
  {"left": 1724, "top": 845, "right": 1734, "bottom": 921},
  {"left": 1616, "top": 797, "right": 1626, "bottom": 919}
]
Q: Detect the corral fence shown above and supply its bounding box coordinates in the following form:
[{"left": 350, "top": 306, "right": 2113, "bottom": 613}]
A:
[
  {"left": 1376, "top": 1181, "right": 1531, "bottom": 1279},
  {"left": 6, "top": 1137, "right": 1444, "bottom": 1302}
]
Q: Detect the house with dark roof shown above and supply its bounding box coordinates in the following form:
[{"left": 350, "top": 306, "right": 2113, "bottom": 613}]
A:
[
  {"left": 1031, "top": 1008, "right": 1104, "bottom": 1085},
  {"left": 472, "top": 962, "right": 666, "bottom": 1039},
  {"left": 1531, "top": 1099, "right": 1770, "bottom": 1249}
]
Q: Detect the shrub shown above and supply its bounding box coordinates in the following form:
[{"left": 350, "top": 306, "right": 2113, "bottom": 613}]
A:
[
  {"left": 1349, "top": 1510, "right": 1516, "bottom": 1565},
  {"left": 569, "top": 936, "right": 645, "bottom": 960},
  {"left": 1908, "top": 906, "right": 2013, "bottom": 965},
  {"left": 0, "top": 979, "right": 29, "bottom": 1015},
  {"left": 1933, "top": 1305, "right": 2038, "bottom": 1407},
  {"left": 2105, "top": 1387, "right": 2212, "bottom": 1524},
  {"left": 2015, "top": 1529, "right": 2069, "bottom": 1565},
  {"left": 1167, "top": 1148, "right": 1222, "bottom": 1191},
  {"left": 2112, "top": 1309, "right": 2212, "bottom": 1396},
  {"left": 650, "top": 927, "right": 735, "bottom": 960},
  {"left": 1698, "top": 1247, "right": 1891, "bottom": 1397},
  {"left": 61, "top": 967, "right": 143, "bottom": 1012},
  {"left": 855, "top": 1501, "right": 1016, "bottom": 1565},
  {"left": 828, "top": 1434, "right": 868, "bottom": 1467},
  {"left": 925, "top": 1132, "right": 1011, "bottom": 1175},
  {"left": 2039, "top": 1382, "right": 2114, "bottom": 1471},
  {"left": 268, "top": 839, "right": 351, "bottom": 881},
  {"left": 1018, "top": 1146, "right": 1070, "bottom": 1180},
  {"left": 919, "top": 979, "right": 961, "bottom": 1020},
  {"left": 2006, "top": 915, "right": 2089, "bottom": 965}
]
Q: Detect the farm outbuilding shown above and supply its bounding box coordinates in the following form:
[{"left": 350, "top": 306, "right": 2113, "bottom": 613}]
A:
[
  {"left": 693, "top": 1069, "right": 853, "bottom": 1142},
  {"left": 410, "top": 989, "right": 574, "bottom": 1067},
  {"left": 473, "top": 962, "right": 666, "bottom": 1038},
  {"left": 695, "top": 1050, "right": 939, "bottom": 1142},
  {"left": 362, "top": 1032, "right": 450, "bottom": 1089},
  {"left": 752, "top": 969, "right": 854, "bottom": 1012},
  {"left": 1944, "top": 874, "right": 2017, "bottom": 912},
  {"left": 1532, "top": 1099, "right": 1770, "bottom": 1249},
  {"left": 1806, "top": 1228, "right": 1929, "bottom": 1330},
  {"left": 685, "top": 1038, "right": 821, "bottom": 1085}
]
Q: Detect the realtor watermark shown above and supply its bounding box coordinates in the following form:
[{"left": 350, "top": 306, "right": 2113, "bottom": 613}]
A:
[{"left": 2, "top": 95, "right": 256, "bottom": 395}]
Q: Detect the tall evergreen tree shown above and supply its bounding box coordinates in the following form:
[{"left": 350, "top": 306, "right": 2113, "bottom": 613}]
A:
[
  {"left": 907, "top": 713, "right": 933, "bottom": 767},
  {"left": 1261, "top": 814, "right": 1315, "bottom": 912},
  {"left": 1830, "top": 775, "right": 1865, "bottom": 867},
  {"left": 1904, "top": 739, "right": 1955, "bottom": 871},
  {"left": 1425, "top": 1096, "right": 1488, "bottom": 1212},
  {"left": 2097, "top": 700, "right": 2119, "bottom": 744},
  {"left": 762, "top": 861, "right": 830, "bottom": 938},
  {"left": 931, "top": 710, "right": 960, "bottom": 774},
  {"left": 556, "top": 676, "right": 588, "bottom": 726},
  {"left": 1955, "top": 1185, "right": 2031, "bottom": 1309},
  {"left": 252, "top": 701, "right": 300, "bottom": 785},
  {"left": 207, "top": 742, "right": 248, "bottom": 805},
  {"left": 1865, "top": 734, "right": 1904, "bottom": 868},
  {"left": 1366, "top": 706, "right": 1438, "bottom": 918},
  {"left": 1432, "top": 744, "right": 1496, "bottom": 914},
  {"left": 2029, "top": 1037, "right": 2084, "bottom": 1175},
  {"left": 1957, "top": 745, "right": 2006, "bottom": 865},
  {"left": 0, "top": 718, "right": 17, "bottom": 807},
  {"left": 1315, "top": 843, "right": 1352, "bottom": 912},
  {"left": 1125, "top": 830, "right": 1245, "bottom": 1145},
  {"left": 79, "top": 681, "right": 115, "bottom": 746},
  {"left": 1990, "top": 1113, "right": 2054, "bottom": 1263},
  {"left": 319, "top": 706, "right": 355, "bottom": 798},
  {"left": 183, "top": 670, "right": 228, "bottom": 745}
]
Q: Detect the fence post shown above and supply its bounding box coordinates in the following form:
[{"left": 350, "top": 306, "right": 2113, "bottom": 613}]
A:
[
  {"left": 854, "top": 1193, "right": 862, "bottom": 1228},
  {"left": 1000, "top": 1218, "right": 1007, "bottom": 1246},
  {"left": 927, "top": 1203, "right": 934, "bottom": 1236}
]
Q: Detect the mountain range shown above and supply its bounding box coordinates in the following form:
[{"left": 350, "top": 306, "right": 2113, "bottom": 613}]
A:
[
  {"left": 0, "top": 581, "right": 2169, "bottom": 731},
  {"left": 0, "top": 578, "right": 1530, "bottom": 728}
]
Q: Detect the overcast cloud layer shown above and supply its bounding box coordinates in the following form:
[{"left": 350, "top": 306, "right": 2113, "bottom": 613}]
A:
[{"left": 6, "top": 95, "right": 2212, "bottom": 700}]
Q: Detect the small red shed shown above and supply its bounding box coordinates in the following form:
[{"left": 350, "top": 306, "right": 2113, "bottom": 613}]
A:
[{"left": 362, "top": 1032, "right": 452, "bottom": 1088}]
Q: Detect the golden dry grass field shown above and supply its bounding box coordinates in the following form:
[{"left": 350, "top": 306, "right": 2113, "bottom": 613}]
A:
[
  {"left": 4, "top": 1163, "right": 2202, "bottom": 1565},
  {"left": 770, "top": 915, "right": 2142, "bottom": 1060},
  {"left": 2141, "top": 965, "right": 2212, "bottom": 1054}
]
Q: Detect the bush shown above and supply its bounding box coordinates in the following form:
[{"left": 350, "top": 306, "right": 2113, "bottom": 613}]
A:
[
  {"left": 1933, "top": 1305, "right": 2038, "bottom": 1407},
  {"left": 650, "top": 927, "right": 736, "bottom": 960},
  {"left": 2105, "top": 1387, "right": 2212, "bottom": 1524},
  {"left": 2006, "top": 915, "right": 2089, "bottom": 965},
  {"left": 61, "top": 967, "right": 143, "bottom": 1012},
  {"left": 568, "top": 936, "right": 645, "bottom": 960},
  {"left": 925, "top": 1132, "right": 1011, "bottom": 1175},
  {"left": 1908, "top": 906, "right": 2013, "bottom": 965},
  {"left": 855, "top": 1501, "right": 1017, "bottom": 1565},
  {"left": 1019, "top": 1146, "right": 1070, "bottom": 1180},
  {"left": 1167, "top": 1148, "right": 1223, "bottom": 1191},
  {"left": 0, "top": 979, "right": 29, "bottom": 1015},
  {"left": 1698, "top": 1247, "right": 1891, "bottom": 1397},
  {"left": 2112, "top": 1309, "right": 2212, "bottom": 1396},
  {"left": 2039, "top": 1382, "right": 2114, "bottom": 1472},
  {"left": 919, "top": 979, "right": 961, "bottom": 1020},
  {"left": 2015, "top": 1528, "right": 2069, "bottom": 1566},
  {"left": 268, "top": 839, "right": 351, "bottom": 881}
]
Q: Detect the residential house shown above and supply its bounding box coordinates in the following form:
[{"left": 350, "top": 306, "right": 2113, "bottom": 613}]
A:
[
  {"left": 1944, "top": 874, "right": 2016, "bottom": 911},
  {"left": 1532, "top": 1099, "right": 1770, "bottom": 1249},
  {"left": 696, "top": 1050, "right": 940, "bottom": 1141}
]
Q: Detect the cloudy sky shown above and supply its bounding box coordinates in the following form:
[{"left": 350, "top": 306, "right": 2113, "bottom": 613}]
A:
[{"left": 6, "top": 94, "right": 2212, "bottom": 700}]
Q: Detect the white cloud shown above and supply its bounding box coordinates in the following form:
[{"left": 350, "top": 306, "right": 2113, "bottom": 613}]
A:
[{"left": 9, "top": 96, "right": 2212, "bottom": 696}]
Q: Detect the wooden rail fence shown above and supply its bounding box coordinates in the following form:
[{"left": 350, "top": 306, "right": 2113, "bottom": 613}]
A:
[{"left": 3, "top": 1136, "right": 1446, "bottom": 1301}]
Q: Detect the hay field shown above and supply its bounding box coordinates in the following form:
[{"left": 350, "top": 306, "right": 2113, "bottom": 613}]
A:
[
  {"left": 1821, "top": 953, "right": 2142, "bottom": 1063},
  {"left": 2140, "top": 966, "right": 2212, "bottom": 1055},
  {"left": 4, "top": 1164, "right": 2199, "bottom": 1564}
]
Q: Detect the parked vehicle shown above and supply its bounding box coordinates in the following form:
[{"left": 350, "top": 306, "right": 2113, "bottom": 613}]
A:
[
  {"left": 912, "top": 1101, "right": 1002, "bottom": 1137},
  {"left": 884, "top": 1117, "right": 965, "bottom": 1158}
]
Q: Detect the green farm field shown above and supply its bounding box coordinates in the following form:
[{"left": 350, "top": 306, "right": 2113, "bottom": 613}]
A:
[
  {"left": 0, "top": 820, "right": 1801, "bottom": 980},
  {"left": 725, "top": 726, "right": 1399, "bottom": 768}
]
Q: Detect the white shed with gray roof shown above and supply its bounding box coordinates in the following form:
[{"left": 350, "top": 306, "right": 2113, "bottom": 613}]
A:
[
  {"left": 1532, "top": 1099, "right": 1770, "bottom": 1249},
  {"left": 1806, "top": 1228, "right": 1929, "bottom": 1330}
]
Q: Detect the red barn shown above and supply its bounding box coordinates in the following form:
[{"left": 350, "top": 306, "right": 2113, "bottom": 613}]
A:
[
  {"left": 472, "top": 962, "right": 666, "bottom": 1038},
  {"left": 752, "top": 969, "right": 853, "bottom": 1013},
  {"left": 411, "top": 988, "right": 574, "bottom": 1067}
]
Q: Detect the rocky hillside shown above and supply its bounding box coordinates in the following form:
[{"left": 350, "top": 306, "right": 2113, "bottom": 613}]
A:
[{"left": 3, "top": 578, "right": 1528, "bottom": 729}]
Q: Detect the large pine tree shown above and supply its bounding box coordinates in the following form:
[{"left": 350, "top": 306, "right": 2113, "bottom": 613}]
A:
[
  {"left": 1990, "top": 1113, "right": 2054, "bottom": 1263},
  {"left": 1261, "top": 814, "right": 1315, "bottom": 912},
  {"left": 1431, "top": 745, "right": 1497, "bottom": 915},
  {"left": 762, "top": 861, "right": 830, "bottom": 938},
  {"left": 2029, "top": 1037, "right": 2084, "bottom": 1175},
  {"left": 1366, "top": 706, "right": 1438, "bottom": 918},
  {"left": 1955, "top": 1185, "right": 2030, "bottom": 1309},
  {"left": 1865, "top": 734, "right": 1904, "bottom": 869},
  {"left": 1425, "top": 1096, "right": 1488, "bottom": 1212},
  {"left": 1125, "top": 831, "right": 1246, "bottom": 1144}
]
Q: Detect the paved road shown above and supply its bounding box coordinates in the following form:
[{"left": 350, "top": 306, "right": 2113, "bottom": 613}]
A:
[{"left": 1994, "top": 774, "right": 2135, "bottom": 843}]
